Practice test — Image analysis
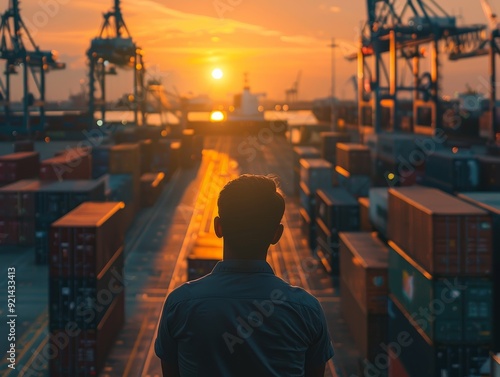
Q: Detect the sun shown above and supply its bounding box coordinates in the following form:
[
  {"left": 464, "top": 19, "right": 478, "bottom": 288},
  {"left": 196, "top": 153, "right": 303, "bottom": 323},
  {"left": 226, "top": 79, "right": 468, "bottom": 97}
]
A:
[{"left": 211, "top": 68, "right": 223, "bottom": 80}]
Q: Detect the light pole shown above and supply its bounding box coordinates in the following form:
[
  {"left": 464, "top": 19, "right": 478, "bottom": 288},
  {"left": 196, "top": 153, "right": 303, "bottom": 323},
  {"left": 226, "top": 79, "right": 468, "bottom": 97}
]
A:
[{"left": 330, "top": 38, "right": 338, "bottom": 130}]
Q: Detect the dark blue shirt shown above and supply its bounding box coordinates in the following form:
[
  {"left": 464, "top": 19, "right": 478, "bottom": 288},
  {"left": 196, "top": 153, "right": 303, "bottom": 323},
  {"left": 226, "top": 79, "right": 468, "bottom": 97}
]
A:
[{"left": 155, "top": 260, "right": 334, "bottom": 376}]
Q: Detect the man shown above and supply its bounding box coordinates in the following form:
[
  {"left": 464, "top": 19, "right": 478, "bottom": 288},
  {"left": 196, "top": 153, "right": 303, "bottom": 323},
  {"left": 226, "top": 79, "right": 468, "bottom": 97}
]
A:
[{"left": 155, "top": 174, "right": 334, "bottom": 376}]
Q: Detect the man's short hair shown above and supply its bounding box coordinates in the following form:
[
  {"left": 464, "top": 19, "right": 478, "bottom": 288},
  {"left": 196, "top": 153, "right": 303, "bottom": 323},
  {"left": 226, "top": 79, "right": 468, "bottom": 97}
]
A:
[{"left": 217, "top": 174, "right": 285, "bottom": 251}]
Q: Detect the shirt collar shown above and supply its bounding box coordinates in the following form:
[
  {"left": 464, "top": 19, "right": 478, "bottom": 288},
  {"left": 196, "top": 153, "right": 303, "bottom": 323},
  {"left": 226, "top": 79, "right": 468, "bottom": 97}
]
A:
[{"left": 212, "top": 259, "right": 275, "bottom": 274}]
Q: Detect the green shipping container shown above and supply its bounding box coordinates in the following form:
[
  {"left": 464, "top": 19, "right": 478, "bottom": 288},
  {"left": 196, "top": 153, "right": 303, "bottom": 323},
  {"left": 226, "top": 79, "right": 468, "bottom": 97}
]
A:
[{"left": 389, "top": 243, "right": 493, "bottom": 344}]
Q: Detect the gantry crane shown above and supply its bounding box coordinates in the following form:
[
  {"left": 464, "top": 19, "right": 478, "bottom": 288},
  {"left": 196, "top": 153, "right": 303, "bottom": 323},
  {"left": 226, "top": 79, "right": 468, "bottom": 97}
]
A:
[
  {"left": 87, "top": 0, "right": 145, "bottom": 129},
  {"left": 0, "top": 0, "right": 65, "bottom": 134},
  {"left": 356, "top": 0, "right": 488, "bottom": 138}
]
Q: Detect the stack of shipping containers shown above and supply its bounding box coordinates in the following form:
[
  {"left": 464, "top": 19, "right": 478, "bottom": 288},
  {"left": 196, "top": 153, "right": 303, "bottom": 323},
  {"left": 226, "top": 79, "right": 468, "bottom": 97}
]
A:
[
  {"left": 292, "top": 146, "right": 320, "bottom": 194},
  {"left": 49, "top": 202, "right": 126, "bottom": 377},
  {"left": 315, "top": 187, "right": 359, "bottom": 274},
  {"left": 298, "top": 158, "right": 333, "bottom": 250},
  {"left": 335, "top": 143, "right": 371, "bottom": 197},
  {"left": 387, "top": 187, "right": 493, "bottom": 376},
  {"left": 458, "top": 192, "right": 500, "bottom": 358},
  {"left": 319, "top": 131, "right": 351, "bottom": 166}
]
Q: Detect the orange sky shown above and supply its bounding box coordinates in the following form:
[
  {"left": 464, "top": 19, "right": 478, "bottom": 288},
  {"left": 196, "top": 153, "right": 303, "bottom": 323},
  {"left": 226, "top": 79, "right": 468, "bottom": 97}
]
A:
[{"left": 0, "top": 0, "right": 493, "bottom": 102}]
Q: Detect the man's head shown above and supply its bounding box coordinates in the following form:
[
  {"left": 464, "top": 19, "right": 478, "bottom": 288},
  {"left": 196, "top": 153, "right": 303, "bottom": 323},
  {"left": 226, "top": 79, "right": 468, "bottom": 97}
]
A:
[{"left": 214, "top": 174, "right": 285, "bottom": 259}]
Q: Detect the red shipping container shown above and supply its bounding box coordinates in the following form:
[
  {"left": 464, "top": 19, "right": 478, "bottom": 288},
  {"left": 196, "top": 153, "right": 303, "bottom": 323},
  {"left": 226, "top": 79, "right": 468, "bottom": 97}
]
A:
[
  {"left": 339, "top": 232, "right": 388, "bottom": 314},
  {"left": 49, "top": 292, "right": 124, "bottom": 377},
  {"left": 0, "top": 151, "right": 40, "bottom": 184},
  {"left": 50, "top": 202, "right": 126, "bottom": 278},
  {"left": 388, "top": 187, "right": 492, "bottom": 276},
  {"left": 0, "top": 218, "right": 35, "bottom": 245},
  {"left": 40, "top": 151, "right": 92, "bottom": 181}
]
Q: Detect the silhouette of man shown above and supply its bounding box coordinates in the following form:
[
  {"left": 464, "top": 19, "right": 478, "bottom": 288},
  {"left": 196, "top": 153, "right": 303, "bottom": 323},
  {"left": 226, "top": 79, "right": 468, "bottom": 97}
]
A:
[{"left": 155, "top": 174, "right": 334, "bottom": 376}]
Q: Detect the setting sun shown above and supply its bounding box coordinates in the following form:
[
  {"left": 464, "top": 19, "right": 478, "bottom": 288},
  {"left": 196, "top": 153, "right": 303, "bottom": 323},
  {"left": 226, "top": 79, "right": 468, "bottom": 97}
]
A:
[{"left": 211, "top": 68, "right": 223, "bottom": 80}]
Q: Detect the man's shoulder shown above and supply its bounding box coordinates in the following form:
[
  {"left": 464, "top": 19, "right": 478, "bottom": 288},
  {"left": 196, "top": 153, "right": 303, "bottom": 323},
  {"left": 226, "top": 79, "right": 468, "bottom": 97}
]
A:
[
  {"left": 282, "top": 283, "right": 323, "bottom": 312},
  {"left": 165, "top": 273, "right": 219, "bottom": 306}
]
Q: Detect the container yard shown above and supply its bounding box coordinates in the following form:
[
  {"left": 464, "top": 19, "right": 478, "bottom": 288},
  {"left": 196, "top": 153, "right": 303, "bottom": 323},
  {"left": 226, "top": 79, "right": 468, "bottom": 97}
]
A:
[{"left": 0, "top": 0, "right": 500, "bottom": 376}]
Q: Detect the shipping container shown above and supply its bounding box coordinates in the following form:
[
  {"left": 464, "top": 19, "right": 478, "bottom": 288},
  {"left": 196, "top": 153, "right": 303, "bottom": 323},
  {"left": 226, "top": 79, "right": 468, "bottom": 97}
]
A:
[
  {"left": 299, "top": 207, "right": 316, "bottom": 251},
  {"left": 336, "top": 167, "right": 371, "bottom": 197},
  {"left": 140, "top": 172, "right": 165, "bottom": 207},
  {"left": 40, "top": 152, "right": 92, "bottom": 181},
  {"left": 341, "top": 274, "right": 388, "bottom": 362},
  {"left": 477, "top": 155, "right": 500, "bottom": 191},
  {"left": 139, "top": 139, "right": 154, "bottom": 174},
  {"left": 299, "top": 158, "right": 333, "bottom": 194},
  {"left": 336, "top": 143, "right": 371, "bottom": 176},
  {"left": 376, "top": 133, "right": 420, "bottom": 163},
  {"left": 50, "top": 202, "right": 126, "bottom": 278},
  {"left": 369, "top": 188, "right": 388, "bottom": 239},
  {"left": 315, "top": 187, "right": 359, "bottom": 234},
  {"left": 109, "top": 144, "right": 141, "bottom": 194},
  {"left": 316, "top": 217, "right": 337, "bottom": 274},
  {"left": 293, "top": 147, "right": 320, "bottom": 193},
  {"left": 0, "top": 180, "right": 48, "bottom": 218},
  {"left": 0, "top": 151, "right": 40, "bottom": 184},
  {"left": 388, "top": 187, "right": 492, "bottom": 276},
  {"left": 49, "top": 248, "right": 124, "bottom": 329},
  {"left": 388, "top": 297, "right": 491, "bottom": 377},
  {"left": 36, "top": 180, "right": 107, "bottom": 223},
  {"left": 35, "top": 180, "right": 107, "bottom": 264},
  {"left": 13, "top": 140, "right": 34, "bottom": 152},
  {"left": 49, "top": 291, "right": 125, "bottom": 377},
  {"left": 319, "top": 131, "right": 351, "bottom": 165},
  {"left": 424, "top": 151, "right": 480, "bottom": 193},
  {"left": 340, "top": 232, "right": 388, "bottom": 314},
  {"left": 457, "top": 192, "right": 500, "bottom": 351},
  {"left": 91, "top": 145, "right": 111, "bottom": 179},
  {"left": 0, "top": 218, "right": 35, "bottom": 245},
  {"left": 187, "top": 234, "right": 222, "bottom": 280},
  {"left": 373, "top": 154, "right": 425, "bottom": 187},
  {"left": 299, "top": 180, "right": 315, "bottom": 217},
  {"left": 389, "top": 244, "right": 493, "bottom": 343},
  {"left": 358, "top": 197, "right": 372, "bottom": 232},
  {"left": 105, "top": 174, "right": 134, "bottom": 204}
]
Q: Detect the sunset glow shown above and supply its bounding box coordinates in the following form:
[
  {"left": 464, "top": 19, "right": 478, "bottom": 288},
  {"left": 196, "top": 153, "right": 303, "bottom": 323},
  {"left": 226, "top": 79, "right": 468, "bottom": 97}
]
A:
[
  {"left": 211, "top": 68, "right": 224, "bottom": 80},
  {"left": 3, "top": 0, "right": 490, "bottom": 102}
]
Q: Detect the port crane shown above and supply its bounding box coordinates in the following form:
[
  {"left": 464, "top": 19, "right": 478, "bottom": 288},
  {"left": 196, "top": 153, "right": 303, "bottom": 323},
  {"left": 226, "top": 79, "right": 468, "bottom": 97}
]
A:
[
  {"left": 87, "top": 0, "right": 145, "bottom": 129},
  {"left": 0, "top": 0, "right": 65, "bottom": 135},
  {"left": 285, "top": 70, "right": 301, "bottom": 103},
  {"left": 357, "top": 0, "right": 488, "bottom": 138}
]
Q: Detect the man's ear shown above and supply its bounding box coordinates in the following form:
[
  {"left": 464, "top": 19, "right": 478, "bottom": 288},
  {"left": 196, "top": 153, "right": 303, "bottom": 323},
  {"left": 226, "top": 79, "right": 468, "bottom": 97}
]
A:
[
  {"left": 214, "top": 216, "right": 223, "bottom": 238},
  {"left": 271, "top": 224, "right": 284, "bottom": 245}
]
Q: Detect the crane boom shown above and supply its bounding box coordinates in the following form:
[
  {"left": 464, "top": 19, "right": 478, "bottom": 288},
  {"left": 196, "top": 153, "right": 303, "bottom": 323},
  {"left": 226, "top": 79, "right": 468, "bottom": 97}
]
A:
[{"left": 480, "top": 0, "right": 499, "bottom": 31}]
